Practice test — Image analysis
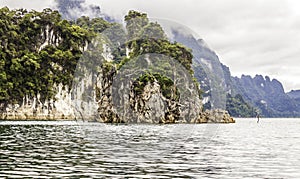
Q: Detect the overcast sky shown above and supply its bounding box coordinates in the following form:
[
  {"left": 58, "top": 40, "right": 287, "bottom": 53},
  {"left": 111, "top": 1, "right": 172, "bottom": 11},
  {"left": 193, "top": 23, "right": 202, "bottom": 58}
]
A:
[{"left": 1, "top": 0, "right": 300, "bottom": 92}]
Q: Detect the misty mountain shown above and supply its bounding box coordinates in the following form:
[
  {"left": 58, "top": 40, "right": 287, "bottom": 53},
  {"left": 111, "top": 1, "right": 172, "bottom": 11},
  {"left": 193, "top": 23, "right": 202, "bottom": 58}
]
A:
[
  {"left": 170, "top": 29, "right": 255, "bottom": 117},
  {"left": 287, "top": 90, "right": 300, "bottom": 99},
  {"left": 287, "top": 90, "right": 300, "bottom": 110},
  {"left": 232, "top": 75, "right": 300, "bottom": 117},
  {"left": 171, "top": 30, "right": 228, "bottom": 110},
  {"left": 55, "top": 0, "right": 115, "bottom": 22},
  {"left": 170, "top": 29, "right": 300, "bottom": 117}
]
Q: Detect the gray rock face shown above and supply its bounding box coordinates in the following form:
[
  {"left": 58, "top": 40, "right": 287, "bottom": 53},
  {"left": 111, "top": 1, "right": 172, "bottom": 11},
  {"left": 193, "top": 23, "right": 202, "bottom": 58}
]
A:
[
  {"left": 170, "top": 28, "right": 300, "bottom": 117},
  {"left": 287, "top": 90, "right": 300, "bottom": 111},
  {"left": 0, "top": 84, "right": 75, "bottom": 120},
  {"left": 0, "top": 58, "right": 234, "bottom": 123},
  {"left": 192, "top": 109, "right": 235, "bottom": 123},
  {"left": 110, "top": 53, "right": 203, "bottom": 124},
  {"left": 129, "top": 81, "right": 178, "bottom": 124},
  {"left": 287, "top": 90, "right": 300, "bottom": 99},
  {"left": 171, "top": 31, "right": 227, "bottom": 110},
  {"left": 0, "top": 22, "right": 234, "bottom": 123},
  {"left": 69, "top": 59, "right": 234, "bottom": 123},
  {"left": 232, "top": 75, "right": 300, "bottom": 117}
]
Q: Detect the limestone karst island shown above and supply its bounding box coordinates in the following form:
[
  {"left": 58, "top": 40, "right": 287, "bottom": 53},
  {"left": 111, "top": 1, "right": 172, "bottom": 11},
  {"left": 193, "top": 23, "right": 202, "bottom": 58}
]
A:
[{"left": 0, "top": 7, "right": 235, "bottom": 123}]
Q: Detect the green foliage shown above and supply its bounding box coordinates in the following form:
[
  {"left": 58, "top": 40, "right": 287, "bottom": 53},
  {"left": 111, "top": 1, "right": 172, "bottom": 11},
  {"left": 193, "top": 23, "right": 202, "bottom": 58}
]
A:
[
  {"left": 0, "top": 7, "right": 203, "bottom": 111},
  {"left": 127, "top": 39, "right": 193, "bottom": 72},
  {"left": 0, "top": 7, "right": 109, "bottom": 105},
  {"left": 226, "top": 94, "right": 257, "bottom": 117},
  {"left": 124, "top": 11, "right": 193, "bottom": 72},
  {"left": 122, "top": 10, "right": 200, "bottom": 101},
  {"left": 124, "top": 10, "right": 149, "bottom": 39},
  {"left": 133, "top": 73, "right": 180, "bottom": 101},
  {"left": 140, "top": 22, "right": 167, "bottom": 40},
  {"left": 76, "top": 16, "right": 111, "bottom": 33},
  {"left": 117, "top": 57, "right": 131, "bottom": 70},
  {"left": 102, "top": 23, "right": 127, "bottom": 63}
]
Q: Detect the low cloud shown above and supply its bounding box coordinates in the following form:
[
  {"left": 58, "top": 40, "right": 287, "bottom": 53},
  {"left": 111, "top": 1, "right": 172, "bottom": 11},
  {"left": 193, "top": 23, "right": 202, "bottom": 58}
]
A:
[{"left": 0, "top": 0, "right": 55, "bottom": 10}]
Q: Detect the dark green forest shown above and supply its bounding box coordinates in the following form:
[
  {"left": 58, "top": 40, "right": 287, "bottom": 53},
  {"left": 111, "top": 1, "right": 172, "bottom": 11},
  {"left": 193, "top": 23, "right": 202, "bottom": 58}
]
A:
[
  {"left": 0, "top": 7, "right": 254, "bottom": 117},
  {"left": 0, "top": 7, "right": 97, "bottom": 104},
  {"left": 226, "top": 94, "right": 257, "bottom": 117},
  {"left": 0, "top": 8, "right": 198, "bottom": 108}
]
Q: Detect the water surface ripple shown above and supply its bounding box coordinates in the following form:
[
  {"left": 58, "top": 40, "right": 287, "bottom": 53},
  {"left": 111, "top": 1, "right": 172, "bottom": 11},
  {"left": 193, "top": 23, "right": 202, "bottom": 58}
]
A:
[{"left": 1, "top": 119, "right": 300, "bottom": 178}]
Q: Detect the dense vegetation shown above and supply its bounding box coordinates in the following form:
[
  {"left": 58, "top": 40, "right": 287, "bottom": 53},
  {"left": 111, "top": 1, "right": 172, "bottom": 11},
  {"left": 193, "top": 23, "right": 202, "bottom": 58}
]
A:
[
  {"left": 226, "top": 94, "right": 257, "bottom": 117},
  {"left": 124, "top": 11, "right": 193, "bottom": 73},
  {"left": 0, "top": 7, "right": 118, "bottom": 105},
  {"left": 132, "top": 73, "right": 180, "bottom": 101},
  {"left": 0, "top": 8, "right": 198, "bottom": 111},
  {"left": 122, "top": 11, "right": 200, "bottom": 101}
]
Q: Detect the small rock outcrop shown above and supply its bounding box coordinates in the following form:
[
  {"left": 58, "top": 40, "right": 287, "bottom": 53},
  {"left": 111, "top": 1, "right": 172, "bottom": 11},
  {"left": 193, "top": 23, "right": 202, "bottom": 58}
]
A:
[
  {"left": 192, "top": 109, "right": 235, "bottom": 123},
  {"left": 128, "top": 81, "right": 181, "bottom": 124}
]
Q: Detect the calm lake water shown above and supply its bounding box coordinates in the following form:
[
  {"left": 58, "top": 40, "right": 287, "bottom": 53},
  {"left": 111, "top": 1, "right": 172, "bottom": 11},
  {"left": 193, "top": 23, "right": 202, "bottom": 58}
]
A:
[{"left": 0, "top": 118, "right": 300, "bottom": 178}]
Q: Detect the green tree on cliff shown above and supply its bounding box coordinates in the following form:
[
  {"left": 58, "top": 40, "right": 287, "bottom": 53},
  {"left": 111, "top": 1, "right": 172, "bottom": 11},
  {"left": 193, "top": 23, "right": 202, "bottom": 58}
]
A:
[
  {"left": 0, "top": 8, "right": 202, "bottom": 114},
  {"left": 124, "top": 10, "right": 193, "bottom": 72},
  {"left": 0, "top": 7, "right": 109, "bottom": 106}
]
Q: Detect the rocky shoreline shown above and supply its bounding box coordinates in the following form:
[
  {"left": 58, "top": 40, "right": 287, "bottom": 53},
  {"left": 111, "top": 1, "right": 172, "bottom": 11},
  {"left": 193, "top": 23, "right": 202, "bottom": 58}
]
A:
[
  {"left": 0, "top": 73, "right": 235, "bottom": 123},
  {"left": 0, "top": 62, "right": 235, "bottom": 124},
  {"left": 1, "top": 101, "right": 235, "bottom": 123},
  {"left": 0, "top": 69, "right": 235, "bottom": 124},
  {"left": 0, "top": 11, "right": 235, "bottom": 124},
  {"left": 0, "top": 113, "right": 235, "bottom": 123}
]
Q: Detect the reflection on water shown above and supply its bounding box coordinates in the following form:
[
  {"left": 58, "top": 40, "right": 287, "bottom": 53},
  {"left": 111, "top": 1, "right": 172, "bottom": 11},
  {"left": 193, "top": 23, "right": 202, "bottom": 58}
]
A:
[{"left": 0, "top": 119, "right": 300, "bottom": 178}]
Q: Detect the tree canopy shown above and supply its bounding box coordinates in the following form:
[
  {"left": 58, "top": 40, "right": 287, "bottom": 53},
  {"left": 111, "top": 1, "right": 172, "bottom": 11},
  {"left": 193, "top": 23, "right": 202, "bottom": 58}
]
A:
[
  {"left": 0, "top": 7, "right": 110, "bottom": 104},
  {"left": 0, "top": 8, "right": 199, "bottom": 111}
]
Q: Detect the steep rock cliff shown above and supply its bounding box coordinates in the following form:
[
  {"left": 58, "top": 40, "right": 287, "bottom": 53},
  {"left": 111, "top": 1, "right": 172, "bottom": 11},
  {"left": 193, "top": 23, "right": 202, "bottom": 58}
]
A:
[
  {"left": 0, "top": 8, "right": 234, "bottom": 123},
  {"left": 232, "top": 75, "right": 300, "bottom": 117},
  {"left": 168, "top": 25, "right": 300, "bottom": 117},
  {"left": 171, "top": 31, "right": 227, "bottom": 110},
  {"left": 287, "top": 90, "right": 300, "bottom": 110}
]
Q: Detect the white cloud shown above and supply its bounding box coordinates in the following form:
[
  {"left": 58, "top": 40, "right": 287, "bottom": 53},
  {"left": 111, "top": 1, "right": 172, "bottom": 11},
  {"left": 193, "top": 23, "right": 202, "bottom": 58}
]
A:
[{"left": 0, "top": 0, "right": 55, "bottom": 10}]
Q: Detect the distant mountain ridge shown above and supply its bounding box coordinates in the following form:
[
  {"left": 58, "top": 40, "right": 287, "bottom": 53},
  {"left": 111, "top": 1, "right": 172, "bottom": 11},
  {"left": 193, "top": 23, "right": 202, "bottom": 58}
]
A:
[
  {"left": 171, "top": 29, "right": 300, "bottom": 117},
  {"left": 231, "top": 75, "right": 300, "bottom": 117},
  {"left": 287, "top": 90, "right": 300, "bottom": 99}
]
